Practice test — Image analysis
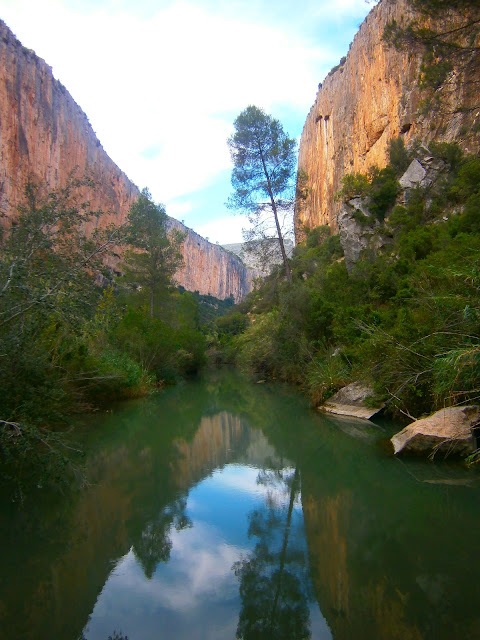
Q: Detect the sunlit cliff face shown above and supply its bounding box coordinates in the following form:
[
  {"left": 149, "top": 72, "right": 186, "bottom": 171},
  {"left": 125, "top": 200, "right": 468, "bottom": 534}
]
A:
[
  {"left": 0, "top": 20, "right": 252, "bottom": 301},
  {"left": 295, "top": 0, "right": 480, "bottom": 240}
]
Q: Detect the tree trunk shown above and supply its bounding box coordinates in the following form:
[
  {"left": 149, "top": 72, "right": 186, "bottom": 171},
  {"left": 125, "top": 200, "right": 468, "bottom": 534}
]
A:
[
  {"left": 269, "top": 467, "right": 299, "bottom": 631},
  {"left": 259, "top": 151, "right": 293, "bottom": 283}
]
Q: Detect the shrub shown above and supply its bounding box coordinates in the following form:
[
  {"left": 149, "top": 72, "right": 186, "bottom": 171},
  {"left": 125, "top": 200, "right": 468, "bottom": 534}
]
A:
[
  {"left": 335, "top": 173, "right": 370, "bottom": 200},
  {"left": 388, "top": 137, "right": 410, "bottom": 175},
  {"left": 368, "top": 166, "right": 399, "bottom": 220}
]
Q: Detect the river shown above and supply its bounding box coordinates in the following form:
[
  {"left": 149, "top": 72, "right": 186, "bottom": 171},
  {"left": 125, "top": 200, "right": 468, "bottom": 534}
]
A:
[{"left": 1, "top": 368, "right": 479, "bottom": 640}]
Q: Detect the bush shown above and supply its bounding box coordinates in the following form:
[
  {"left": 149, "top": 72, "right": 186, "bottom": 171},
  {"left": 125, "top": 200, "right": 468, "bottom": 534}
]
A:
[
  {"left": 368, "top": 166, "right": 399, "bottom": 220},
  {"left": 336, "top": 173, "right": 370, "bottom": 200},
  {"left": 388, "top": 137, "right": 410, "bottom": 175}
]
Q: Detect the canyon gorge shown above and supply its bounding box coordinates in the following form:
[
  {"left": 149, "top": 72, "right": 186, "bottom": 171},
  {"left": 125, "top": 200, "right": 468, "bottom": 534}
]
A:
[
  {"left": 295, "top": 0, "right": 480, "bottom": 240},
  {"left": 0, "top": 20, "right": 252, "bottom": 302}
]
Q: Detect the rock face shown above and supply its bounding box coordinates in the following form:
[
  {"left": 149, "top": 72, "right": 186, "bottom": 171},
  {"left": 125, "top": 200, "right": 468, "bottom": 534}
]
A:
[
  {"left": 391, "top": 406, "right": 480, "bottom": 457},
  {"left": 171, "top": 220, "right": 251, "bottom": 300},
  {"left": 295, "top": 0, "right": 480, "bottom": 240},
  {"left": 321, "top": 382, "right": 384, "bottom": 420},
  {"left": 222, "top": 238, "right": 294, "bottom": 278},
  {"left": 336, "top": 197, "right": 387, "bottom": 272},
  {"left": 0, "top": 20, "right": 252, "bottom": 301}
]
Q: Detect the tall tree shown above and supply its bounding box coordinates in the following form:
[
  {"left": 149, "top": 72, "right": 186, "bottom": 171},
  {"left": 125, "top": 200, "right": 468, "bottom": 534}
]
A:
[
  {"left": 123, "top": 189, "right": 185, "bottom": 317},
  {"left": 227, "top": 106, "right": 296, "bottom": 283}
]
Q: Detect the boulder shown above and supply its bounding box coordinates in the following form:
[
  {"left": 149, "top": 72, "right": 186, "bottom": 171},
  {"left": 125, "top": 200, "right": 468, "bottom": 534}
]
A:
[
  {"left": 321, "top": 382, "right": 384, "bottom": 420},
  {"left": 399, "top": 159, "right": 427, "bottom": 189},
  {"left": 391, "top": 406, "right": 480, "bottom": 457}
]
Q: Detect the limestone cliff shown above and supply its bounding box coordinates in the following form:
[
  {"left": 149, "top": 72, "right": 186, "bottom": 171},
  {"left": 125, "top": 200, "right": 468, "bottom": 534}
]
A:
[
  {"left": 295, "top": 0, "right": 480, "bottom": 239},
  {"left": 0, "top": 20, "right": 251, "bottom": 301}
]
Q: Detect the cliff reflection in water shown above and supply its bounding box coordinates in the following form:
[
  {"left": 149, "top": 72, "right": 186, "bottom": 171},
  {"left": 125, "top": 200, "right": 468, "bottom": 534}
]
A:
[
  {"left": 82, "top": 408, "right": 319, "bottom": 640},
  {"left": 1, "top": 370, "right": 479, "bottom": 640}
]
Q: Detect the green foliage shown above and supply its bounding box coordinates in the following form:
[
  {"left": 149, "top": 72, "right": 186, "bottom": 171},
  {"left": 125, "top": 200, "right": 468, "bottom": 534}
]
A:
[
  {"left": 368, "top": 166, "right": 400, "bottom": 220},
  {"left": 123, "top": 188, "right": 185, "bottom": 317},
  {"left": 230, "top": 148, "right": 480, "bottom": 424},
  {"left": 0, "top": 179, "right": 207, "bottom": 499},
  {"left": 388, "top": 137, "right": 411, "bottom": 176},
  {"left": 296, "top": 168, "right": 309, "bottom": 201},
  {"left": 216, "top": 311, "right": 250, "bottom": 337},
  {"left": 335, "top": 172, "right": 370, "bottom": 200},
  {"left": 336, "top": 166, "right": 399, "bottom": 220},
  {"left": 111, "top": 307, "right": 206, "bottom": 384},
  {"left": 419, "top": 54, "right": 453, "bottom": 90},
  {"left": 306, "top": 353, "right": 350, "bottom": 406}
]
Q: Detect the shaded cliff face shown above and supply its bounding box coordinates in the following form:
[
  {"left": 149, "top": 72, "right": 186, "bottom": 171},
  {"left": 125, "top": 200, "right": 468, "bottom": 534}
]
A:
[
  {"left": 295, "top": 0, "right": 480, "bottom": 238},
  {"left": 0, "top": 20, "right": 251, "bottom": 301},
  {"left": 170, "top": 219, "right": 252, "bottom": 301}
]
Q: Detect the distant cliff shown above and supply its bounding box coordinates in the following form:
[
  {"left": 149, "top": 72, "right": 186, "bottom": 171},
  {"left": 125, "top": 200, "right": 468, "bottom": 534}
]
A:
[
  {"left": 0, "top": 20, "right": 252, "bottom": 301},
  {"left": 295, "top": 0, "right": 480, "bottom": 239}
]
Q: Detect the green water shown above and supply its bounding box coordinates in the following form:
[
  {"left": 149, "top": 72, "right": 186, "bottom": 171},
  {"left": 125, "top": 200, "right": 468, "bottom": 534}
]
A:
[{"left": 1, "top": 368, "right": 479, "bottom": 640}]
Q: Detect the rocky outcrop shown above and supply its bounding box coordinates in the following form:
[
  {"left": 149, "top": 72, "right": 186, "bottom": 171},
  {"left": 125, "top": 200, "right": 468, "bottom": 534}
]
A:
[
  {"left": 222, "top": 238, "right": 294, "bottom": 278},
  {"left": 321, "top": 382, "right": 384, "bottom": 420},
  {"left": 391, "top": 406, "right": 480, "bottom": 457},
  {"left": 336, "top": 197, "right": 386, "bottom": 272},
  {"left": 0, "top": 20, "right": 252, "bottom": 301},
  {"left": 295, "top": 0, "right": 480, "bottom": 240}
]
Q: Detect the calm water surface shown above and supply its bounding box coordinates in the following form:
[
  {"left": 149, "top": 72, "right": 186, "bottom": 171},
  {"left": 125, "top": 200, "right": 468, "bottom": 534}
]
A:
[{"left": 1, "top": 369, "right": 480, "bottom": 640}]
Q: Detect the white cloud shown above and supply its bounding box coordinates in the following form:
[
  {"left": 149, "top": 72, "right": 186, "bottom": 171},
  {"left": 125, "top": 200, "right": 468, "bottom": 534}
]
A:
[
  {"left": 166, "top": 199, "right": 194, "bottom": 219},
  {"left": 194, "top": 214, "right": 249, "bottom": 245}
]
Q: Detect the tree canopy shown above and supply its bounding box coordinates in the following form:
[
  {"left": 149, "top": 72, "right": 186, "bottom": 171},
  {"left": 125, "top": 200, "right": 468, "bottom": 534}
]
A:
[{"left": 227, "top": 106, "right": 296, "bottom": 282}]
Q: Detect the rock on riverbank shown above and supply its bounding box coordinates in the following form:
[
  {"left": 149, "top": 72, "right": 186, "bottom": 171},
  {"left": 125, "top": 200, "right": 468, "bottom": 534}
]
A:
[{"left": 391, "top": 406, "right": 480, "bottom": 458}]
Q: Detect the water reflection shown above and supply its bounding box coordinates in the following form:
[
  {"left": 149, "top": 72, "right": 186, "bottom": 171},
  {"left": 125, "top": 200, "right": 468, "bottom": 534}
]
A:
[
  {"left": 234, "top": 467, "right": 314, "bottom": 639},
  {"left": 0, "top": 369, "right": 479, "bottom": 640},
  {"left": 82, "top": 419, "right": 321, "bottom": 640},
  {"left": 132, "top": 497, "right": 192, "bottom": 579}
]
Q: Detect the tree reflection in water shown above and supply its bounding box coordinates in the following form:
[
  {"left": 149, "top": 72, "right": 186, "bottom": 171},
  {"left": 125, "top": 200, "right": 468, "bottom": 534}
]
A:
[
  {"left": 233, "top": 467, "right": 313, "bottom": 640},
  {"left": 132, "top": 496, "right": 192, "bottom": 579}
]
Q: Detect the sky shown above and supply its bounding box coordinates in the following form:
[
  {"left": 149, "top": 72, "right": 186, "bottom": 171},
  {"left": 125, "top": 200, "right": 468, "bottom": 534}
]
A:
[{"left": 0, "top": 0, "right": 376, "bottom": 244}]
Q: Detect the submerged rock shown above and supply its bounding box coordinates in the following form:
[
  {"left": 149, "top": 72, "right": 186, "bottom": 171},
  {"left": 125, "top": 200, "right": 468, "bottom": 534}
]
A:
[
  {"left": 321, "top": 382, "right": 384, "bottom": 420},
  {"left": 391, "top": 406, "right": 480, "bottom": 458}
]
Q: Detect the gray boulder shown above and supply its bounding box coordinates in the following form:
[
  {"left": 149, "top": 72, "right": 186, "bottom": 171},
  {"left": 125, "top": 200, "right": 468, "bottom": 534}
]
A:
[
  {"left": 321, "top": 382, "right": 384, "bottom": 420},
  {"left": 399, "top": 159, "right": 427, "bottom": 189},
  {"left": 391, "top": 406, "right": 480, "bottom": 458}
]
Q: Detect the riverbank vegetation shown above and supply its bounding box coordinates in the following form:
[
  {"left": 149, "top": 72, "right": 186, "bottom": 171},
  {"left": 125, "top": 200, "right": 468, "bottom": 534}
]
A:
[
  {"left": 219, "top": 140, "right": 480, "bottom": 422},
  {"left": 0, "top": 180, "right": 208, "bottom": 498}
]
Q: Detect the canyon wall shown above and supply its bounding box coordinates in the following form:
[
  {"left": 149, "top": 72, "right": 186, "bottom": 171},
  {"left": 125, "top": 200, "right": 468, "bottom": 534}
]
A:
[
  {"left": 295, "top": 0, "right": 480, "bottom": 238},
  {"left": 0, "top": 20, "right": 252, "bottom": 301}
]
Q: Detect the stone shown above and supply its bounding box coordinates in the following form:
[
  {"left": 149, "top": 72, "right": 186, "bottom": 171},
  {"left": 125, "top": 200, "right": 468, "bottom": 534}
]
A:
[
  {"left": 0, "top": 20, "right": 252, "bottom": 302},
  {"left": 337, "top": 198, "right": 384, "bottom": 272},
  {"left": 321, "top": 382, "right": 384, "bottom": 420},
  {"left": 391, "top": 406, "right": 480, "bottom": 458},
  {"left": 399, "top": 159, "right": 427, "bottom": 189}
]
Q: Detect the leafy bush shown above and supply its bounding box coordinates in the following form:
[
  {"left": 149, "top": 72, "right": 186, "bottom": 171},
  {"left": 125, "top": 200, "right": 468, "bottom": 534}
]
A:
[
  {"left": 388, "top": 137, "right": 410, "bottom": 175},
  {"left": 335, "top": 172, "right": 370, "bottom": 200},
  {"left": 368, "top": 166, "right": 400, "bottom": 220}
]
